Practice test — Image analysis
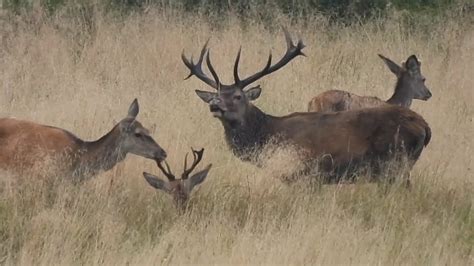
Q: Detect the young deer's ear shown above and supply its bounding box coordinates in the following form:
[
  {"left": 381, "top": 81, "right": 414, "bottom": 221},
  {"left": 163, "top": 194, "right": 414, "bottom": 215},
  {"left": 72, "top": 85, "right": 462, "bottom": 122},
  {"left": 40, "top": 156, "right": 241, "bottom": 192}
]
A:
[
  {"left": 127, "top": 98, "right": 139, "bottom": 119},
  {"left": 143, "top": 172, "right": 172, "bottom": 193},
  {"left": 195, "top": 90, "right": 217, "bottom": 103},
  {"left": 405, "top": 55, "right": 421, "bottom": 73},
  {"left": 244, "top": 86, "right": 262, "bottom": 101},
  {"left": 378, "top": 54, "right": 402, "bottom": 77},
  {"left": 185, "top": 164, "right": 212, "bottom": 191}
]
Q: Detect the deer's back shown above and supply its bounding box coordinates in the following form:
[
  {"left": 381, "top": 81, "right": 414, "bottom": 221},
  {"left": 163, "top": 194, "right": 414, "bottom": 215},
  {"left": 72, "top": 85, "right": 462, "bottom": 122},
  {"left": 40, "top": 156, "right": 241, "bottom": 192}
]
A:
[
  {"left": 275, "top": 106, "right": 430, "bottom": 168},
  {"left": 0, "top": 118, "right": 82, "bottom": 172},
  {"left": 308, "top": 89, "right": 387, "bottom": 112}
]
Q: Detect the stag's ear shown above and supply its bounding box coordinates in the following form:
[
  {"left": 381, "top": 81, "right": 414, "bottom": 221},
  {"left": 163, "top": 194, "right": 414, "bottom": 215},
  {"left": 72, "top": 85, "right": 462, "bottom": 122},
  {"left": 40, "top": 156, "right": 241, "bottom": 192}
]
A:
[
  {"left": 127, "top": 98, "right": 139, "bottom": 119},
  {"left": 244, "top": 86, "right": 262, "bottom": 101},
  {"left": 195, "top": 90, "right": 217, "bottom": 103},
  {"left": 143, "top": 172, "right": 172, "bottom": 193},
  {"left": 186, "top": 164, "right": 212, "bottom": 191},
  {"left": 405, "top": 55, "right": 421, "bottom": 73},
  {"left": 378, "top": 54, "right": 402, "bottom": 77}
]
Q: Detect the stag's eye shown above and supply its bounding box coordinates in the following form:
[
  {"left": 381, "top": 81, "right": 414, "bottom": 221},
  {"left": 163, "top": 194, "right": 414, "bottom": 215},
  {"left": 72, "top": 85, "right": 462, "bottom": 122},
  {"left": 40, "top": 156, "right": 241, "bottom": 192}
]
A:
[{"left": 234, "top": 95, "right": 242, "bottom": 101}]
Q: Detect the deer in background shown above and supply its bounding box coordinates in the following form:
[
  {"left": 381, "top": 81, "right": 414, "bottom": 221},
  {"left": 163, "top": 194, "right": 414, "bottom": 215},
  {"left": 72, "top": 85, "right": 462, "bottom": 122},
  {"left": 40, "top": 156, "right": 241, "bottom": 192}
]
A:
[
  {"left": 182, "top": 29, "right": 431, "bottom": 183},
  {"left": 307, "top": 54, "right": 432, "bottom": 112},
  {"left": 0, "top": 99, "right": 167, "bottom": 179},
  {"left": 143, "top": 148, "right": 212, "bottom": 209}
]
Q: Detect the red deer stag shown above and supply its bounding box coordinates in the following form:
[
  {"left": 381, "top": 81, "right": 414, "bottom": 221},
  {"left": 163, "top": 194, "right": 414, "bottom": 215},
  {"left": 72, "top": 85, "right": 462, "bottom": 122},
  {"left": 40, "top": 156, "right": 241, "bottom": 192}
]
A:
[
  {"left": 308, "top": 54, "right": 432, "bottom": 112},
  {"left": 0, "top": 99, "right": 167, "bottom": 179},
  {"left": 143, "top": 148, "right": 212, "bottom": 209},
  {"left": 182, "top": 29, "right": 431, "bottom": 183}
]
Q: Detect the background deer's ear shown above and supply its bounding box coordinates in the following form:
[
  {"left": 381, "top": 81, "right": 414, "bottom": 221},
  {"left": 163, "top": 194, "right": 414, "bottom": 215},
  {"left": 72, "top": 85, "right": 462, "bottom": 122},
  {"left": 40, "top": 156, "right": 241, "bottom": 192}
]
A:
[
  {"left": 143, "top": 172, "right": 172, "bottom": 193},
  {"left": 127, "top": 98, "right": 139, "bottom": 119},
  {"left": 244, "top": 86, "right": 262, "bottom": 101},
  {"left": 186, "top": 164, "right": 212, "bottom": 191},
  {"left": 195, "top": 90, "right": 217, "bottom": 103},
  {"left": 378, "top": 54, "right": 402, "bottom": 77},
  {"left": 405, "top": 55, "right": 421, "bottom": 73}
]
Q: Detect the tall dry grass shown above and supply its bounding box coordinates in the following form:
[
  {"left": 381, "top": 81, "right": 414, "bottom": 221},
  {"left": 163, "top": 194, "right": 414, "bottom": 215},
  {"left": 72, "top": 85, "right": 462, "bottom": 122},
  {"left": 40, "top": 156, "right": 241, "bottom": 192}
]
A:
[{"left": 0, "top": 7, "right": 473, "bottom": 265}]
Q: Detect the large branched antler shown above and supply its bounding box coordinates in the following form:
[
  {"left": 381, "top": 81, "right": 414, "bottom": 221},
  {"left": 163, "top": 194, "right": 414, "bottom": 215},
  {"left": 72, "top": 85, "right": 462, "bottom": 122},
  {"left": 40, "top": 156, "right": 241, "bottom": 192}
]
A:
[
  {"left": 181, "top": 39, "right": 219, "bottom": 89},
  {"left": 232, "top": 27, "right": 305, "bottom": 89},
  {"left": 182, "top": 27, "right": 305, "bottom": 91},
  {"left": 181, "top": 148, "right": 205, "bottom": 179}
]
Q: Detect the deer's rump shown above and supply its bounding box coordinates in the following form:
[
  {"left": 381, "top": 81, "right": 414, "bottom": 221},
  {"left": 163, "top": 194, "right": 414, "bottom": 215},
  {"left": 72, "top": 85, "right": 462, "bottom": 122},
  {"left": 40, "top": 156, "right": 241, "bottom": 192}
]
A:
[
  {"left": 307, "top": 89, "right": 386, "bottom": 112},
  {"left": 0, "top": 118, "right": 80, "bottom": 173},
  {"left": 277, "top": 106, "right": 431, "bottom": 180}
]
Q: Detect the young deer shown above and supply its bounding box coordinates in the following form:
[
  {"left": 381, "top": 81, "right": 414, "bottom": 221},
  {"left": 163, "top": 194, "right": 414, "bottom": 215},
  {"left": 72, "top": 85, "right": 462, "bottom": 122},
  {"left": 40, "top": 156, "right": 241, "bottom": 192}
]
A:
[
  {"left": 307, "top": 54, "right": 432, "bottom": 112},
  {"left": 0, "top": 99, "right": 167, "bottom": 179},
  {"left": 143, "top": 148, "right": 212, "bottom": 208},
  {"left": 182, "top": 29, "right": 431, "bottom": 183}
]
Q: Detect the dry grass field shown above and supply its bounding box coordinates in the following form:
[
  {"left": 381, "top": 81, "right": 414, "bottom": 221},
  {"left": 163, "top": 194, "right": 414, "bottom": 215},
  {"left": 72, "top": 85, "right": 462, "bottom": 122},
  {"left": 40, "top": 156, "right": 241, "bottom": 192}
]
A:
[{"left": 0, "top": 7, "right": 473, "bottom": 265}]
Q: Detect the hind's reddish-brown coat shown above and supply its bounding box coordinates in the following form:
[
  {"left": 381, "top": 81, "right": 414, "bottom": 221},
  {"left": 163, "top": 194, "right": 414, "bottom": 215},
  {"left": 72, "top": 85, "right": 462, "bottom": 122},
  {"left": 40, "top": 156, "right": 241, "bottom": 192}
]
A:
[
  {"left": 0, "top": 100, "right": 167, "bottom": 178},
  {"left": 0, "top": 118, "right": 81, "bottom": 171},
  {"left": 308, "top": 90, "right": 387, "bottom": 112}
]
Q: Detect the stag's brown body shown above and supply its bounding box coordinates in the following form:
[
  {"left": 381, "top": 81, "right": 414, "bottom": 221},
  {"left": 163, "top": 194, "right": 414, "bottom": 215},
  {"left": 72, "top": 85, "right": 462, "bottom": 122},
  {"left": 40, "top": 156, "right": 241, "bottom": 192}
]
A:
[
  {"left": 0, "top": 100, "right": 167, "bottom": 178},
  {"left": 308, "top": 55, "right": 432, "bottom": 112},
  {"left": 222, "top": 101, "right": 430, "bottom": 180},
  {"left": 183, "top": 29, "right": 431, "bottom": 182}
]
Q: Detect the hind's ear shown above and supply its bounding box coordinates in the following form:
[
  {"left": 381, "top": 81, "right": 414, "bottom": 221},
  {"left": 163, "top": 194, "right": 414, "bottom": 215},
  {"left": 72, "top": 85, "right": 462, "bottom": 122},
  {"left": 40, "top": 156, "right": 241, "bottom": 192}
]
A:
[
  {"left": 244, "top": 86, "right": 262, "bottom": 101},
  {"left": 127, "top": 98, "right": 139, "bottom": 119},
  {"left": 378, "top": 54, "right": 402, "bottom": 77},
  {"left": 405, "top": 55, "right": 421, "bottom": 72}
]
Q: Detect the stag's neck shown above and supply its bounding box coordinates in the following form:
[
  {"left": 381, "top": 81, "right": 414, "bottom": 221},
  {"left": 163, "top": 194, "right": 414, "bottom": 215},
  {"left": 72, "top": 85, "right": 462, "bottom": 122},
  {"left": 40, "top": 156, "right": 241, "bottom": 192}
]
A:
[
  {"left": 221, "top": 106, "right": 275, "bottom": 162},
  {"left": 386, "top": 80, "right": 413, "bottom": 108},
  {"left": 75, "top": 125, "right": 126, "bottom": 177}
]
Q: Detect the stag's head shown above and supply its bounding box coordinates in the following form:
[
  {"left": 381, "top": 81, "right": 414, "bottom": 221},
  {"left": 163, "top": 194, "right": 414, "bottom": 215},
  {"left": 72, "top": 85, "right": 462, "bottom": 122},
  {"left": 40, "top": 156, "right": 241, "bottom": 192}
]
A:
[
  {"left": 378, "top": 54, "right": 432, "bottom": 101},
  {"left": 182, "top": 28, "right": 305, "bottom": 124},
  {"left": 142, "top": 148, "right": 212, "bottom": 209}
]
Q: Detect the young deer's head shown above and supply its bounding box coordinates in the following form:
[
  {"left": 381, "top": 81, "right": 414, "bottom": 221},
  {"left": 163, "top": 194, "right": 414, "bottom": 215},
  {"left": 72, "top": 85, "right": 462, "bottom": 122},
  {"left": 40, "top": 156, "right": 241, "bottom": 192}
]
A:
[
  {"left": 378, "top": 54, "right": 432, "bottom": 105},
  {"left": 182, "top": 28, "right": 305, "bottom": 125},
  {"left": 117, "top": 99, "right": 167, "bottom": 162},
  {"left": 142, "top": 148, "right": 212, "bottom": 209}
]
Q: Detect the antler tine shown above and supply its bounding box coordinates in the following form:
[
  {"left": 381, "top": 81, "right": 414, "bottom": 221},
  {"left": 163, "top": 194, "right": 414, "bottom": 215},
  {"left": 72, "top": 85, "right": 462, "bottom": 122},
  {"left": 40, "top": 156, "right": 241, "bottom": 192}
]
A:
[
  {"left": 181, "top": 148, "right": 205, "bottom": 179},
  {"left": 156, "top": 160, "right": 176, "bottom": 181},
  {"left": 183, "top": 152, "right": 189, "bottom": 174},
  {"left": 264, "top": 51, "right": 272, "bottom": 72},
  {"left": 205, "top": 51, "right": 221, "bottom": 91},
  {"left": 235, "top": 28, "right": 305, "bottom": 89},
  {"left": 197, "top": 38, "right": 210, "bottom": 64},
  {"left": 181, "top": 39, "right": 219, "bottom": 90},
  {"left": 233, "top": 47, "right": 242, "bottom": 84}
]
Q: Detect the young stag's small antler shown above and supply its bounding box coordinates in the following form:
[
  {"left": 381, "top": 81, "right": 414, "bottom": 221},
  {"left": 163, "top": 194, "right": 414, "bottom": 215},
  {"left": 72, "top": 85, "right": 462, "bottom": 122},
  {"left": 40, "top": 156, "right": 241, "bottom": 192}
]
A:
[
  {"left": 182, "top": 27, "right": 305, "bottom": 90},
  {"left": 156, "top": 160, "right": 175, "bottom": 181},
  {"left": 143, "top": 148, "right": 212, "bottom": 208},
  {"left": 182, "top": 148, "right": 204, "bottom": 179}
]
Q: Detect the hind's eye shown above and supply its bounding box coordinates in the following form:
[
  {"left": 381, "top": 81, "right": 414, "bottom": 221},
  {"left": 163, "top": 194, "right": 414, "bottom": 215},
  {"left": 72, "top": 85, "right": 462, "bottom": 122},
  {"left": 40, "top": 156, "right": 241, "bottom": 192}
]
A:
[
  {"left": 422, "top": 78, "right": 426, "bottom": 83},
  {"left": 234, "top": 95, "right": 242, "bottom": 101},
  {"left": 134, "top": 133, "right": 143, "bottom": 138}
]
